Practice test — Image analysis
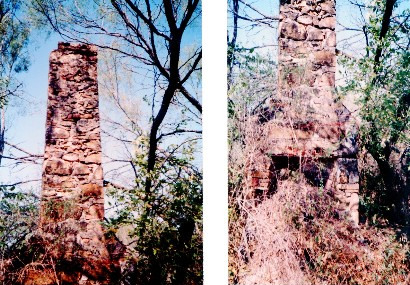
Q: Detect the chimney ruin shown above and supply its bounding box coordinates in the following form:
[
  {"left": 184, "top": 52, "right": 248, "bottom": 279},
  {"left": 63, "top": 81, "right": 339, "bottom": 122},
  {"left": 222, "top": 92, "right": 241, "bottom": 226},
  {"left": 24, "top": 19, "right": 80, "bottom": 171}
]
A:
[
  {"left": 251, "top": 0, "right": 360, "bottom": 225},
  {"left": 40, "top": 42, "right": 114, "bottom": 283}
]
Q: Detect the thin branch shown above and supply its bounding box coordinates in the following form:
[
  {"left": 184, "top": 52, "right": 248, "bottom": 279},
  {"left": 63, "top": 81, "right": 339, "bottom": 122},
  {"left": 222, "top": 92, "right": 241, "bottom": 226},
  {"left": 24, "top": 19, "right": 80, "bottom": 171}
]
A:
[
  {"left": 157, "top": 129, "right": 202, "bottom": 141},
  {"left": 103, "top": 179, "right": 132, "bottom": 191},
  {"left": 178, "top": 86, "right": 202, "bottom": 113},
  {"left": 4, "top": 141, "right": 43, "bottom": 157},
  {"left": 1, "top": 179, "right": 41, "bottom": 187}
]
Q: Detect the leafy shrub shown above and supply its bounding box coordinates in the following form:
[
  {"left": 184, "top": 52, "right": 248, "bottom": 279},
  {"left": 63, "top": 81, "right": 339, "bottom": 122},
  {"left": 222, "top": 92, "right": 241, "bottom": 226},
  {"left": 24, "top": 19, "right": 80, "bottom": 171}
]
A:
[
  {"left": 105, "top": 137, "right": 203, "bottom": 285},
  {"left": 0, "top": 186, "right": 39, "bottom": 284}
]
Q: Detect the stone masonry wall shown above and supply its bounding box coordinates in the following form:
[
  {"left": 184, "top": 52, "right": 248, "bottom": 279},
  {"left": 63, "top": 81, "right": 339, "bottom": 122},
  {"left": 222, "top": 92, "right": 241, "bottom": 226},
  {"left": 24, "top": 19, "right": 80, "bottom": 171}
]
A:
[
  {"left": 273, "top": 0, "right": 339, "bottom": 155},
  {"left": 40, "top": 42, "right": 112, "bottom": 283},
  {"left": 251, "top": 0, "right": 360, "bottom": 225}
]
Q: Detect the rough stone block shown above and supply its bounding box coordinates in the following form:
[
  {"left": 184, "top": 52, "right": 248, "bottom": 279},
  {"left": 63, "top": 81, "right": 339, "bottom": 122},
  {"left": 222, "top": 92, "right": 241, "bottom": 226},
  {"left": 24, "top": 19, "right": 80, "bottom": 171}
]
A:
[
  {"left": 84, "top": 153, "right": 101, "bottom": 164},
  {"left": 297, "top": 15, "right": 313, "bottom": 25},
  {"left": 318, "top": 17, "right": 336, "bottom": 29},
  {"left": 45, "top": 159, "right": 72, "bottom": 175},
  {"left": 321, "top": 2, "right": 336, "bottom": 14},
  {"left": 313, "top": 50, "right": 335, "bottom": 66},
  {"left": 280, "top": 19, "right": 307, "bottom": 40},
  {"left": 336, "top": 183, "right": 359, "bottom": 191},
  {"left": 63, "top": 153, "right": 79, "bottom": 162},
  {"left": 81, "top": 183, "right": 103, "bottom": 197},
  {"left": 72, "top": 163, "right": 91, "bottom": 175},
  {"left": 306, "top": 26, "right": 324, "bottom": 41},
  {"left": 324, "top": 30, "right": 336, "bottom": 47},
  {"left": 49, "top": 127, "right": 70, "bottom": 139}
]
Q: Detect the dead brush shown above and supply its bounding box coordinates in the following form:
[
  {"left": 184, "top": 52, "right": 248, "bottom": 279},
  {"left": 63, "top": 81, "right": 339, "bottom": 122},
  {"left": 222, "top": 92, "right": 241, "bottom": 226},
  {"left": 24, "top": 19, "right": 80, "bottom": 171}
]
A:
[
  {"left": 228, "top": 79, "right": 277, "bottom": 284},
  {"left": 230, "top": 161, "right": 410, "bottom": 284},
  {"left": 230, "top": 166, "right": 410, "bottom": 285},
  {"left": 235, "top": 181, "right": 312, "bottom": 285},
  {"left": 15, "top": 261, "right": 57, "bottom": 285},
  {"left": 229, "top": 110, "right": 409, "bottom": 285},
  {"left": 287, "top": 179, "right": 409, "bottom": 285}
]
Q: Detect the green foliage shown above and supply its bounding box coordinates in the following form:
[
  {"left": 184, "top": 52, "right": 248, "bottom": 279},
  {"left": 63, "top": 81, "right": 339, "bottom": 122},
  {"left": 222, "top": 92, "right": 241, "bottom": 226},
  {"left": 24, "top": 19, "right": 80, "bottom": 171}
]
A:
[
  {"left": 339, "top": 0, "right": 409, "bottom": 222},
  {"left": 228, "top": 48, "right": 277, "bottom": 196},
  {"left": 339, "top": 1, "right": 409, "bottom": 163},
  {"left": 0, "top": 0, "right": 31, "bottom": 107},
  {"left": 228, "top": 47, "right": 276, "bottom": 139},
  {"left": 105, "top": 137, "right": 202, "bottom": 285},
  {"left": 0, "top": 186, "right": 38, "bottom": 258},
  {"left": 42, "top": 197, "right": 79, "bottom": 222}
]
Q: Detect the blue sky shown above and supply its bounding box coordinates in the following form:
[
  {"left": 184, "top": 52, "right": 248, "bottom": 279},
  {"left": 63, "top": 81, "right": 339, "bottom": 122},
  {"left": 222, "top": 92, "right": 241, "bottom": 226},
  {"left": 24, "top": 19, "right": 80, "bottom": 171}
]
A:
[
  {"left": 0, "top": 33, "right": 62, "bottom": 192},
  {"left": 0, "top": 4, "right": 203, "bottom": 192},
  {"left": 228, "top": 0, "right": 409, "bottom": 54},
  {"left": 9, "top": 34, "right": 60, "bottom": 152},
  {"left": 2, "top": 0, "right": 408, "bottom": 191}
]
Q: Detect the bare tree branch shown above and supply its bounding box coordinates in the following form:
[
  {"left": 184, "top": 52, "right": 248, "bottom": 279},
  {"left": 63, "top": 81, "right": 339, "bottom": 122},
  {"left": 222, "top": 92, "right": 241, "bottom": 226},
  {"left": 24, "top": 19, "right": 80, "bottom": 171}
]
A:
[{"left": 0, "top": 179, "right": 41, "bottom": 188}]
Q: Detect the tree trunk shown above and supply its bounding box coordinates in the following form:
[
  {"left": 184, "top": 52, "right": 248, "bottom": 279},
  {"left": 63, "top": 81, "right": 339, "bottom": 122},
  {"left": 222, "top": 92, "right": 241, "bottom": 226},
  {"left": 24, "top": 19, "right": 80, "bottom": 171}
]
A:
[
  {"left": 0, "top": 107, "right": 5, "bottom": 166},
  {"left": 375, "top": 156, "right": 408, "bottom": 223},
  {"left": 374, "top": 0, "right": 396, "bottom": 67}
]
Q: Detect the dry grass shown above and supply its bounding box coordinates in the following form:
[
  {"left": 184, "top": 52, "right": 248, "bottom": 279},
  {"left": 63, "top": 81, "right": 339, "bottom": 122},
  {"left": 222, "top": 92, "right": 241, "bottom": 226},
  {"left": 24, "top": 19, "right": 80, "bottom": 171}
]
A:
[
  {"left": 235, "top": 181, "right": 311, "bottom": 285},
  {"left": 228, "top": 112, "right": 410, "bottom": 285},
  {"left": 230, "top": 174, "right": 410, "bottom": 285}
]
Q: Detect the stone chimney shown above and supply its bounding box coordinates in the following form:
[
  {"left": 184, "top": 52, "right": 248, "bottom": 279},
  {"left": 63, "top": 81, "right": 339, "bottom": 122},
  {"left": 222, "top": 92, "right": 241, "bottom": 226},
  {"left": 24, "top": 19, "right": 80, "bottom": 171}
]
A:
[
  {"left": 273, "top": 0, "right": 339, "bottom": 154},
  {"left": 40, "top": 42, "right": 114, "bottom": 283},
  {"left": 251, "top": 0, "right": 360, "bottom": 225}
]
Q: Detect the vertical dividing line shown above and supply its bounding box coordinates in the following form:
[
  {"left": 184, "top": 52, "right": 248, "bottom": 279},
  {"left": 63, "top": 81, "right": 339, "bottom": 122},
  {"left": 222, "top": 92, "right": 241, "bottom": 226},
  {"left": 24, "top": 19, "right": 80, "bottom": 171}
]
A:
[{"left": 203, "top": 0, "right": 228, "bottom": 284}]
